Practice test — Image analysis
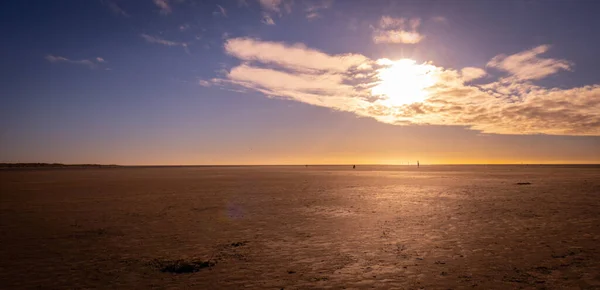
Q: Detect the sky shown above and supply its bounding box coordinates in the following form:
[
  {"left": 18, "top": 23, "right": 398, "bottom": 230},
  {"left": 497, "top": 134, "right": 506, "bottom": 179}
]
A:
[{"left": 1, "top": 0, "right": 599, "bottom": 165}]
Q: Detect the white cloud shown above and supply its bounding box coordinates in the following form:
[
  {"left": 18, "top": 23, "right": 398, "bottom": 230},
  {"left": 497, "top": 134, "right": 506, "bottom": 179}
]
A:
[
  {"left": 141, "top": 34, "right": 189, "bottom": 54},
  {"left": 102, "top": 0, "right": 129, "bottom": 17},
  {"left": 215, "top": 4, "right": 227, "bottom": 17},
  {"left": 45, "top": 55, "right": 72, "bottom": 63},
  {"left": 305, "top": 0, "right": 333, "bottom": 11},
  {"left": 223, "top": 38, "right": 369, "bottom": 73},
  {"left": 372, "top": 16, "right": 424, "bottom": 44},
  {"left": 199, "top": 80, "right": 212, "bottom": 87},
  {"left": 304, "top": 0, "right": 333, "bottom": 20},
  {"left": 45, "top": 55, "right": 104, "bottom": 69},
  {"left": 461, "top": 67, "right": 486, "bottom": 82},
  {"left": 306, "top": 12, "right": 319, "bottom": 20},
  {"left": 258, "top": 0, "right": 282, "bottom": 12},
  {"left": 487, "top": 45, "right": 572, "bottom": 81},
  {"left": 431, "top": 16, "right": 447, "bottom": 23},
  {"left": 206, "top": 39, "right": 600, "bottom": 136},
  {"left": 257, "top": 0, "right": 292, "bottom": 15},
  {"left": 261, "top": 13, "right": 275, "bottom": 25},
  {"left": 373, "top": 30, "right": 423, "bottom": 44},
  {"left": 141, "top": 34, "right": 184, "bottom": 46},
  {"left": 256, "top": 0, "right": 292, "bottom": 24},
  {"left": 379, "top": 16, "right": 406, "bottom": 29},
  {"left": 154, "top": 0, "right": 171, "bottom": 14}
]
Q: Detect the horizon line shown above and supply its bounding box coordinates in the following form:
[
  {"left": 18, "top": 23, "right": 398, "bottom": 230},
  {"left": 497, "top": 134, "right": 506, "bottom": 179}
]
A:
[{"left": 2, "top": 162, "right": 600, "bottom": 167}]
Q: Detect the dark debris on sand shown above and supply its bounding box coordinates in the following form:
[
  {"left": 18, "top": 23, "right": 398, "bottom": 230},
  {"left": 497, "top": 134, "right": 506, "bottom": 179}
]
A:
[
  {"left": 230, "top": 241, "right": 248, "bottom": 247},
  {"left": 150, "top": 259, "right": 216, "bottom": 274},
  {"left": 516, "top": 182, "right": 532, "bottom": 185},
  {"left": 149, "top": 240, "right": 249, "bottom": 274}
]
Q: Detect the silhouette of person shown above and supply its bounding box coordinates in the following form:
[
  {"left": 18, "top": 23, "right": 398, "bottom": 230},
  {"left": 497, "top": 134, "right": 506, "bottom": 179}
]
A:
[
  {"left": 417, "top": 161, "right": 419, "bottom": 168},
  {"left": 353, "top": 165, "right": 356, "bottom": 169}
]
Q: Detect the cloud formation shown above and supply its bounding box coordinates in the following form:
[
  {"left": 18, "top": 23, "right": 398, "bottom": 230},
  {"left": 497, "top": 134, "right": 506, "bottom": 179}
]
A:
[
  {"left": 224, "top": 38, "right": 368, "bottom": 73},
  {"left": 261, "top": 13, "right": 275, "bottom": 25},
  {"left": 487, "top": 45, "right": 572, "bottom": 81},
  {"left": 258, "top": 0, "right": 283, "bottom": 12},
  {"left": 45, "top": 55, "right": 105, "bottom": 69},
  {"left": 199, "top": 80, "right": 212, "bottom": 87},
  {"left": 432, "top": 16, "right": 447, "bottom": 23},
  {"left": 102, "top": 0, "right": 129, "bottom": 17},
  {"left": 304, "top": 0, "right": 334, "bottom": 20},
  {"left": 372, "top": 16, "right": 424, "bottom": 44},
  {"left": 256, "top": 0, "right": 292, "bottom": 23},
  {"left": 461, "top": 67, "right": 486, "bottom": 82},
  {"left": 141, "top": 34, "right": 189, "bottom": 53},
  {"left": 215, "top": 4, "right": 227, "bottom": 17},
  {"left": 141, "top": 34, "right": 184, "bottom": 46},
  {"left": 207, "top": 39, "right": 599, "bottom": 136},
  {"left": 153, "top": 0, "right": 171, "bottom": 14}
]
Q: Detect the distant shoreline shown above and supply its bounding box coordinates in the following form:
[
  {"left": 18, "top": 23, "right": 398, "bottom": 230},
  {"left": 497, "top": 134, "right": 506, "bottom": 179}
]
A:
[
  {"left": 0, "top": 163, "right": 121, "bottom": 169},
  {"left": 1, "top": 163, "right": 599, "bottom": 170}
]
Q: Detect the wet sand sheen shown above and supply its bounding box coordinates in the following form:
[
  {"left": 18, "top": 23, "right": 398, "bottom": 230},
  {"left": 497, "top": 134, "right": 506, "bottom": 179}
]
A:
[{"left": 1, "top": 166, "right": 599, "bottom": 289}]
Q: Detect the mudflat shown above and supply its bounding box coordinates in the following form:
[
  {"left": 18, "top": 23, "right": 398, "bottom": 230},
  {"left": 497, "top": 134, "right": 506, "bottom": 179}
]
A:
[{"left": 1, "top": 165, "right": 599, "bottom": 289}]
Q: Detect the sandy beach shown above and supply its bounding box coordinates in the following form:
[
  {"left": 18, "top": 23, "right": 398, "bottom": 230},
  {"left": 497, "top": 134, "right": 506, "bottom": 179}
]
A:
[{"left": 1, "top": 165, "right": 599, "bottom": 289}]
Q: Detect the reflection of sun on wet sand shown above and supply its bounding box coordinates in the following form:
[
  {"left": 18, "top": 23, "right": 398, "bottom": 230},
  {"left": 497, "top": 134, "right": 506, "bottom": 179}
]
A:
[{"left": 1, "top": 165, "right": 600, "bottom": 289}]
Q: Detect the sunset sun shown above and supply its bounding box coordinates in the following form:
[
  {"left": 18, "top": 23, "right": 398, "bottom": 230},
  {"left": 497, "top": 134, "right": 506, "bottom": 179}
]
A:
[{"left": 371, "top": 58, "right": 439, "bottom": 106}]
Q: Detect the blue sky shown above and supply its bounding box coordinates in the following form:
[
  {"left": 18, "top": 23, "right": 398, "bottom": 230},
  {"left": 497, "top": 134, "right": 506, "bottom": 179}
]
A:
[{"left": 1, "top": 0, "right": 599, "bottom": 165}]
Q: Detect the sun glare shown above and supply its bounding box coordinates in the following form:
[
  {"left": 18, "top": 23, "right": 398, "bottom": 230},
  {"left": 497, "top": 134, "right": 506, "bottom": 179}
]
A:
[{"left": 371, "top": 59, "right": 439, "bottom": 106}]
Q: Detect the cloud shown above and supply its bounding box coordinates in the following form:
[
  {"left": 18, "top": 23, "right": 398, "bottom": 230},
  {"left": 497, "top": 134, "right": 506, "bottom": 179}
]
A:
[
  {"left": 141, "top": 34, "right": 184, "bottom": 46},
  {"left": 306, "top": 12, "right": 319, "bottom": 20},
  {"left": 45, "top": 55, "right": 105, "bottom": 69},
  {"left": 487, "top": 45, "right": 572, "bottom": 81},
  {"left": 153, "top": 0, "right": 171, "bottom": 14},
  {"left": 199, "top": 80, "right": 212, "bottom": 87},
  {"left": 206, "top": 39, "right": 600, "bottom": 136},
  {"left": 431, "top": 16, "right": 447, "bottom": 23},
  {"left": 258, "top": 0, "right": 283, "bottom": 12},
  {"left": 372, "top": 16, "right": 424, "bottom": 44},
  {"left": 257, "top": 0, "right": 292, "bottom": 15},
  {"left": 461, "top": 67, "right": 486, "bottom": 82},
  {"left": 141, "top": 34, "right": 189, "bottom": 54},
  {"left": 261, "top": 13, "right": 275, "bottom": 25},
  {"left": 256, "top": 0, "right": 292, "bottom": 25},
  {"left": 102, "top": 0, "right": 129, "bottom": 17},
  {"left": 256, "top": 0, "right": 292, "bottom": 24},
  {"left": 215, "top": 4, "right": 227, "bottom": 17},
  {"left": 304, "top": 0, "right": 333, "bottom": 20},
  {"left": 223, "top": 38, "right": 369, "bottom": 73}
]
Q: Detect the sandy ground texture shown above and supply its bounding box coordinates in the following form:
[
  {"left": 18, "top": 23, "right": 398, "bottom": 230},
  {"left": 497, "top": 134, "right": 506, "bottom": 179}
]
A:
[{"left": 1, "top": 165, "right": 600, "bottom": 289}]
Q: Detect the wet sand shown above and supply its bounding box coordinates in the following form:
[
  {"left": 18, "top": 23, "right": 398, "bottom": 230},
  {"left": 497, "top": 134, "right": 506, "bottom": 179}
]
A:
[{"left": 1, "top": 165, "right": 600, "bottom": 289}]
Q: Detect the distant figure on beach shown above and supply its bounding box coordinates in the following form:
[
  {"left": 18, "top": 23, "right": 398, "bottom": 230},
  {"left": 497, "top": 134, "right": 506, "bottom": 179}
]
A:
[
  {"left": 353, "top": 165, "right": 356, "bottom": 169},
  {"left": 417, "top": 161, "right": 419, "bottom": 168}
]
